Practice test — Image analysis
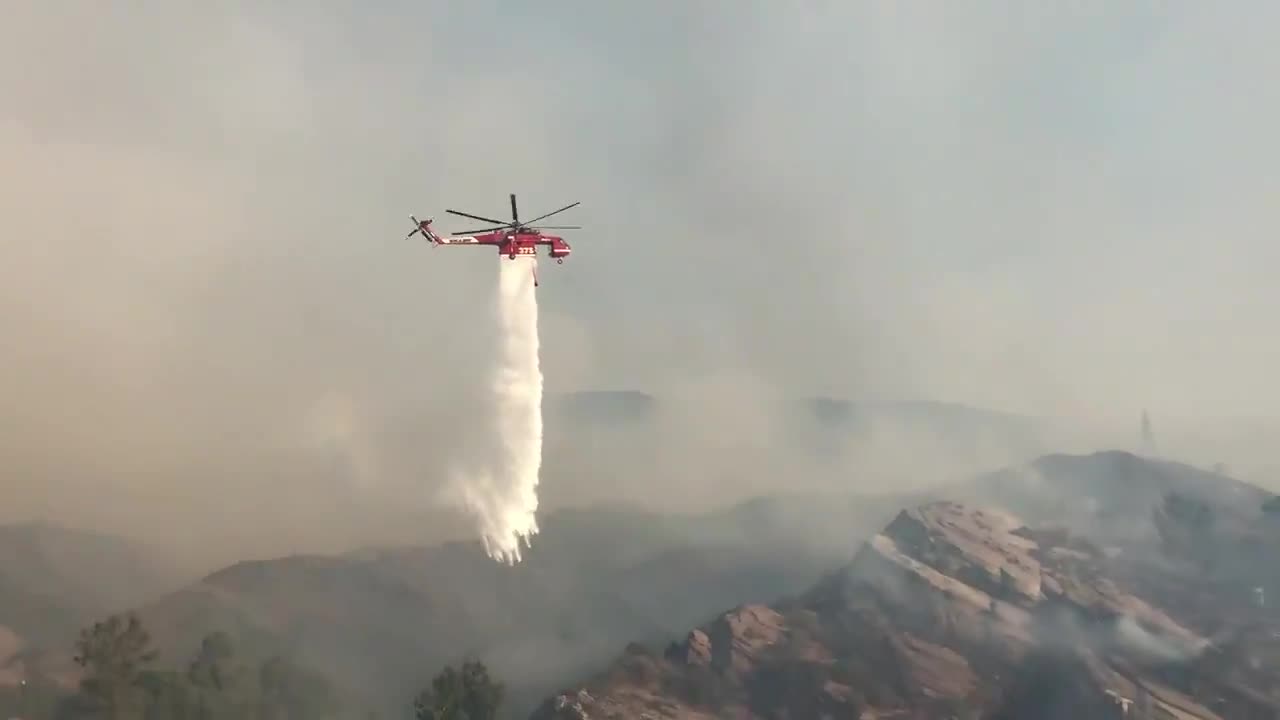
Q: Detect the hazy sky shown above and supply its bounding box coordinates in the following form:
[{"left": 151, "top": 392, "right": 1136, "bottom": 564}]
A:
[{"left": 3, "top": 2, "right": 1278, "bottom": 563}]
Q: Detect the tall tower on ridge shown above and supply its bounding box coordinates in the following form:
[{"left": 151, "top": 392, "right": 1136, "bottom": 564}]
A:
[{"left": 1140, "top": 409, "right": 1157, "bottom": 455}]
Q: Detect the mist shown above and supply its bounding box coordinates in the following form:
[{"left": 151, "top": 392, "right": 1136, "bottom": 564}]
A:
[{"left": 3, "top": 2, "right": 1279, "bottom": 569}]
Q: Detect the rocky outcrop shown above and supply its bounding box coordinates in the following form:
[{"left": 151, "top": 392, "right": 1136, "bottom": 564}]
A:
[
  {"left": 852, "top": 502, "right": 1208, "bottom": 659},
  {"left": 534, "top": 499, "right": 1264, "bottom": 719},
  {"left": 679, "top": 630, "right": 711, "bottom": 667},
  {"left": 702, "top": 605, "right": 786, "bottom": 676}
]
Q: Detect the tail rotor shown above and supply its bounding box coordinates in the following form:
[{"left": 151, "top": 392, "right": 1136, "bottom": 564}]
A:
[
  {"left": 405, "top": 215, "right": 437, "bottom": 245},
  {"left": 405, "top": 215, "right": 422, "bottom": 240}
]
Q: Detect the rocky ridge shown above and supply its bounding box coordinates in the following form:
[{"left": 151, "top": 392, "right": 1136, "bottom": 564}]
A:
[{"left": 534, "top": 498, "right": 1280, "bottom": 719}]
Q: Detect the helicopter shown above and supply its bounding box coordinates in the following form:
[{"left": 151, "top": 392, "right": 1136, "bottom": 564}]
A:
[{"left": 405, "top": 193, "right": 579, "bottom": 286}]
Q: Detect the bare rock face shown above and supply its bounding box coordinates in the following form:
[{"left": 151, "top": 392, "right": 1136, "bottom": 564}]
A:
[
  {"left": 878, "top": 503, "right": 1044, "bottom": 605},
  {"left": 681, "top": 629, "right": 711, "bottom": 667},
  {"left": 849, "top": 502, "right": 1209, "bottom": 662},
  {"left": 532, "top": 496, "right": 1269, "bottom": 719},
  {"left": 704, "top": 605, "right": 785, "bottom": 676}
]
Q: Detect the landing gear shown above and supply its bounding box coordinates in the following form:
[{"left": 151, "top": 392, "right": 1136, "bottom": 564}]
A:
[{"left": 556, "top": 258, "right": 564, "bottom": 264}]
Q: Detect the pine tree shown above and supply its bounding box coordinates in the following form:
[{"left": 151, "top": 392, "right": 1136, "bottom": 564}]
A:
[
  {"left": 413, "top": 660, "right": 504, "bottom": 720},
  {"left": 72, "top": 613, "right": 158, "bottom": 720}
]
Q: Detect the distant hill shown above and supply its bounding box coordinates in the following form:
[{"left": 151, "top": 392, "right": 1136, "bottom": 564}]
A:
[
  {"left": 785, "top": 397, "right": 1074, "bottom": 473},
  {"left": 0, "top": 574, "right": 77, "bottom": 657},
  {"left": 131, "top": 491, "right": 903, "bottom": 719},
  {"left": 541, "top": 391, "right": 1081, "bottom": 509},
  {"left": 11, "top": 447, "right": 1269, "bottom": 718},
  {"left": 547, "top": 391, "right": 1059, "bottom": 446},
  {"left": 955, "top": 449, "right": 1271, "bottom": 546},
  {"left": 548, "top": 391, "right": 656, "bottom": 426},
  {"left": 0, "top": 522, "right": 185, "bottom": 614},
  {"left": 133, "top": 449, "right": 1271, "bottom": 718},
  {"left": 799, "top": 397, "right": 1041, "bottom": 430},
  {"left": 0, "top": 522, "right": 189, "bottom": 686},
  {"left": 535, "top": 452, "right": 1280, "bottom": 719}
]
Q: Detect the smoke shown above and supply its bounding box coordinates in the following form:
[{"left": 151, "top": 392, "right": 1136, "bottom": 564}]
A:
[
  {"left": 1023, "top": 603, "right": 1210, "bottom": 669},
  {"left": 444, "top": 257, "right": 544, "bottom": 564},
  {"left": 4, "top": 2, "right": 1280, "bottom": 566},
  {"left": 1111, "top": 614, "right": 1208, "bottom": 664}
]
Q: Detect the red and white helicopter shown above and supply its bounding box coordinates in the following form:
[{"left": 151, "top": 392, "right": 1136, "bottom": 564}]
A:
[{"left": 405, "top": 193, "right": 579, "bottom": 286}]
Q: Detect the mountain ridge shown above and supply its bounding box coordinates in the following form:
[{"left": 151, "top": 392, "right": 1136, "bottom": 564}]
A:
[
  {"left": 532, "top": 451, "right": 1280, "bottom": 719},
  {"left": 125, "top": 489, "right": 901, "bottom": 718},
  {"left": 5, "top": 450, "right": 1276, "bottom": 719}
]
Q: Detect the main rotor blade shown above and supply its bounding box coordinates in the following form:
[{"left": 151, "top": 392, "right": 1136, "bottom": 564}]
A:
[
  {"left": 523, "top": 201, "right": 580, "bottom": 225},
  {"left": 510, "top": 193, "right": 519, "bottom": 225},
  {"left": 445, "top": 209, "right": 507, "bottom": 225},
  {"left": 453, "top": 226, "right": 512, "bottom": 234},
  {"left": 531, "top": 225, "right": 581, "bottom": 230}
]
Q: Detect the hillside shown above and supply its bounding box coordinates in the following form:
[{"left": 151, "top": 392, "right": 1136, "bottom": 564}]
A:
[
  {"left": 549, "top": 391, "right": 657, "bottom": 426},
  {"left": 131, "top": 492, "right": 902, "bottom": 718},
  {"left": 0, "top": 522, "right": 186, "bottom": 612},
  {"left": 8, "top": 450, "right": 1273, "bottom": 718},
  {"left": 534, "top": 453, "right": 1280, "bottom": 719},
  {"left": 959, "top": 450, "right": 1271, "bottom": 541},
  {"left": 0, "top": 522, "right": 189, "bottom": 685}
]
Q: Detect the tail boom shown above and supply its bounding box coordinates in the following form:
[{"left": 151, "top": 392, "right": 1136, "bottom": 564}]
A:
[{"left": 407, "top": 216, "right": 483, "bottom": 246}]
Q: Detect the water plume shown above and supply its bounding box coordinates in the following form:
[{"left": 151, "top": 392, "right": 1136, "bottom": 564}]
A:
[{"left": 446, "top": 257, "right": 544, "bottom": 564}]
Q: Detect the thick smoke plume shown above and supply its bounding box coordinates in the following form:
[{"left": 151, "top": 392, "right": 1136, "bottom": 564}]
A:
[{"left": 446, "top": 257, "right": 544, "bottom": 564}]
